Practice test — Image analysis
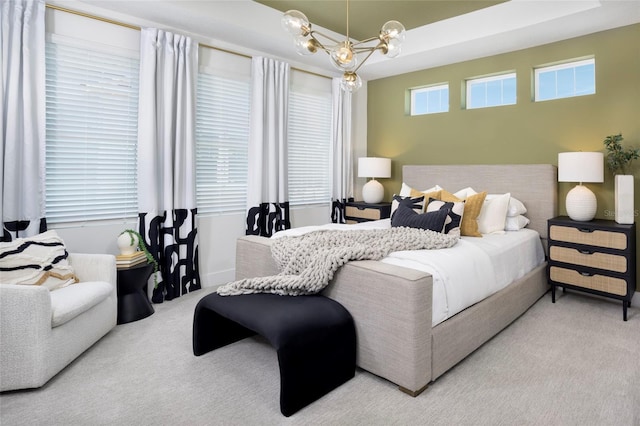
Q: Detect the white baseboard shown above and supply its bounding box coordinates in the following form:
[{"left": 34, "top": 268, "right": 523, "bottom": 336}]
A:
[{"left": 201, "top": 269, "right": 235, "bottom": 289}]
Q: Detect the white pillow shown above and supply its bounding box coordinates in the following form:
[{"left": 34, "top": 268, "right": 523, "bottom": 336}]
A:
[
  {"left": 453, "top": 187, "right": 477, "bottom": 199},
  {"left": 0, "top": 230, "right": 78, "bottom": 291},
  {"left": 486, "top": 194, "right": 527, "bottom": 217},
  {"left": 477, "top": 192, "right": 511, "bottom": 234},
  {"left": 399, "top": 182, "right": 442, "bottom": 197},
  {"left": 507, "top": 197, "right": 527, "bottom": 217},
  {"left": 505, "top": 215, "right": 530, "bottom": 231}
]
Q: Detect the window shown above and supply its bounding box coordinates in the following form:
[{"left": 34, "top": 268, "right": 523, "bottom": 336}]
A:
[
  {"left": 466, "top": 73, "right": 516, "bottom": 109},
  {"left": 195, "top": 59, "right": 251, "bottom": 214},
  {"left": 45, "top": 35, "right": 140, "bottom": 223},
  {"left": 535, "top": 58, "right": 595, "bottom": 102},
  {"left": 410, "top": 84, "right": 449, "bottom": 115},
  {"left": 288, "top": 71, "right": 332, "bottom": 206}
]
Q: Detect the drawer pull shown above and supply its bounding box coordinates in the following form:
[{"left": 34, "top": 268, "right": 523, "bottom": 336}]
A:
[
  {"left": 578, "top": 249, "right": 593, "bottom": 255},
  {"left": 580, "top": 272, "right": 594, "bottom": 277},
  {"left": 578, "top": 227, "right": 594, "bottom": 233}
]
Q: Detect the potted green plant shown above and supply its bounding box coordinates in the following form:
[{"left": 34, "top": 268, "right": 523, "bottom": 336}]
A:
[
  {"left": 603, "top": 133, "right": 638, "bottom": 224},
  {"left": 118, "top": 229, "right": 159, "bottom": 287}
]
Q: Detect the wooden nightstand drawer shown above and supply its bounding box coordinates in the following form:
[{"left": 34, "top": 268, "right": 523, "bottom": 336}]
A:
[
  {"left": 344, "top": 202, "right": 391, "bottom": 223},
  {"left": 549, "top": 224, "right": 628, "bottom": 250},
  {"left": 549, "top": 246, "right": 628, "bottom": 273},
  {"left": 345, "top": 206, "right": 382, "bottom": 220},
  {"left": 549, "top": 266, "right": 627, "bottom": 296}
]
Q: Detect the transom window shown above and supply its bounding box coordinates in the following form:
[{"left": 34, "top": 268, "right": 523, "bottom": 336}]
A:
[
  {"left": 534, "top": 58, "right": 595, "bottom": 102},
  {"left": 410, "top": 84, "right": 449, "bottom": 115},
  {"left": 466, "top": 73, "right": 516, "bottom": 109}
]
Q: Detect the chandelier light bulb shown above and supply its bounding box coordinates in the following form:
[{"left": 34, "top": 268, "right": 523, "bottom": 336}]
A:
[
  {"left": 330, "top": 41, "right": 357, "bottom": 71},
  {"left": 282, "top": 10, "right": 310, "bottom": 36},
  {"left": 381, "top": 20, "right": 406, "bottom": 43},
  {"left": 384, "top": 38, "right": 402, "bottom": 58},
  {"left": 341, "top": 72, "right": 362, "bottom": 92},
  {"left": 293, "top": 36, "right": 317, "bottom": 55}
]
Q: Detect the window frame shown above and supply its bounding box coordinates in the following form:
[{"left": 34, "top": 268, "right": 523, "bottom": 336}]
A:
[
  {"left": 534, "top": 57, "right": 595, "bottom": 102},
  {"left": 465, "top": 72, "right": 517, "bottom": 110},
  {"left": 410, "top": 83, "right": 449, "bottom": 116}
]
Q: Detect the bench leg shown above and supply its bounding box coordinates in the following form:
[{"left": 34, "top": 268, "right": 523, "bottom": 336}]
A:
[
  {"left": 192, "top": 302, "right": 256, "bottom": 356},
  {"left": 276, "top": 320, "right": 356, "bottom": 417}
]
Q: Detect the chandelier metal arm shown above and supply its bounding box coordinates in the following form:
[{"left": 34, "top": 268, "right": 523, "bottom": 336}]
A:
[
  {"left": 352, "top": 47, "right": 380, "bottom": 73},
  {"left": 308, "top": 30, "right": 341, "bottom": 47},
  {"left": 351, "top": 36, "right": 381, "bottom": 47}
]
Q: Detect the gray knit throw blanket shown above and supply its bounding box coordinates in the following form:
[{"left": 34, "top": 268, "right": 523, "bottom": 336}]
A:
[{"left": 216, "top": 227, "right": 458, "bottom": 297}]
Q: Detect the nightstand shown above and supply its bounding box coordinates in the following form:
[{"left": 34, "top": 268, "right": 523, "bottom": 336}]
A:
[
  {"left": 547, "top": 216, "right": 636, "bottom": 321},
  {"left": 345, "top": 201, "right": 391, "bottom": 224}
]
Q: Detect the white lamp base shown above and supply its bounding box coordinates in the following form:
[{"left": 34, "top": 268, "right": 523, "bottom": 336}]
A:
[
  {"left": 565, "top": 184, "right": 597, "bottom": 221},
  {"left": 362, "top": 179, "right": 384, "bottom": 204}
]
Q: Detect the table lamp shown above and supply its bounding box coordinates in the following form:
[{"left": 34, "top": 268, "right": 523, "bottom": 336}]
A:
[
  {"left": 558, "top": 152, "right": 604, "bottom": 221},
  {"left": 358, "top": 157, "right": 391, "bottom": 204}
]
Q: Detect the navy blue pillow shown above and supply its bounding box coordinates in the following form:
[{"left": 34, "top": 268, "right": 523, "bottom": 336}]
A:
[
  {"left": 391, "top": 202, "right": 449, "bottom": 232},
  {"left": 390, "top": 194, "right": 425, "bottom": 220}
]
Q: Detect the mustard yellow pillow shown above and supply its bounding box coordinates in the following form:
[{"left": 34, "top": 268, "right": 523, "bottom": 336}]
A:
[
  {"left": 439, "top": 190, "right": 487, "bottom": 237},
  {"left": 409, "top": 189, "right": 441, "bottom": 211}
]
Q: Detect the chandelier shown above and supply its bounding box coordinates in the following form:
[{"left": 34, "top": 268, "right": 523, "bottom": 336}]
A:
[{"left": 281, "top": 0, "right": 406, "bottom": 92}]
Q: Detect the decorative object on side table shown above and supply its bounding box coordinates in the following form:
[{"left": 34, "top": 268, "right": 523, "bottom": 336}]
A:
[
  {"left": 117, "top": 229, "right": 158, "bottom": 284},
  {"left": 116, "top": 230, "right": 157, "bottom": 324},
  {"left": 547, "top": 216, "right": 636, "bottom": 321},
  {"left": 558, "top": 152, "right": 603, "bottom": 221},
  {"left": 603, "top": 133, "right": 638, "bottom": 225},
  {"left": 358, "top": 157, "right": 391, "bottom": 204}
]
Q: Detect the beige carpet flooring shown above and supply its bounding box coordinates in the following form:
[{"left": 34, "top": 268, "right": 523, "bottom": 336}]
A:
[{"left": 1, "top": 287, "right": 639, "bottom": 425}]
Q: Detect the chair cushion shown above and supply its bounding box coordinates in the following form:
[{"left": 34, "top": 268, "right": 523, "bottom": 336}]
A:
[{"left": 50, "top": 281, "right": 113, "bottom": 327}]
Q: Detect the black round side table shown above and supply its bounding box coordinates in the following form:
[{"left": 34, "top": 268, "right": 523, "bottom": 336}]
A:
[{"left": 116, "top": 262, "right": 155, "bottom": 324}]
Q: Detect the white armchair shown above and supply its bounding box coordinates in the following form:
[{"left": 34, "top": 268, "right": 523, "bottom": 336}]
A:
[{"left": 0, "top": 253, "right": 117, "bottom": 391}]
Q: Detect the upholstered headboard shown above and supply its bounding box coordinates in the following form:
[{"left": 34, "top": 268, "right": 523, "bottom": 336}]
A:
[{"left": 402, "top": 164, "right": 558, "bottom": 240}]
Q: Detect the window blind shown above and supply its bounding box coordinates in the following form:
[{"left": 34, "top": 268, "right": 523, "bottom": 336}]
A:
[
  {"left": 288, "top": 89, "right": 332, "bottom": 205},
  {"left": 45, "top": 38, "right": 140, "bottom": 223},
  {"left": 195, "top": 72, "right": 250, "bottom": 214}
]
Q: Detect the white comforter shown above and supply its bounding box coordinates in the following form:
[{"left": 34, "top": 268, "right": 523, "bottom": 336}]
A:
[{"left": 273, "top": 219, "right": 545, "bottom": 326}]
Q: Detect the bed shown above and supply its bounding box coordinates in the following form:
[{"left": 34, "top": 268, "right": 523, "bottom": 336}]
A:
[{"left": 234, "top": 164, "right": 558, "bottom": 396}]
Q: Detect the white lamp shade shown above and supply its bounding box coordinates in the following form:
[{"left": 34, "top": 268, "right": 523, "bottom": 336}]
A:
[
  {"left": 558, "top": 152, "right": 604, "bottom": 183},
  {"left": 358, "top": 157, "right": 391, "bottom": 178}
]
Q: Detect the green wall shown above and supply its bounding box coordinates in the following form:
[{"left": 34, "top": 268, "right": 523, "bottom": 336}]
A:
[{"left": 368, "top": 23, "right": 640, "bottom": 291}]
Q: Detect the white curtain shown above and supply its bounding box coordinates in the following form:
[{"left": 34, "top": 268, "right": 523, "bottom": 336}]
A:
[
  {"left": 246, "top": 56, "right": 291, "bottom": 237},
  {"left": 1, "top": 0, "right": 46, "bottom": 241},
  {"left": 137, "top": 28, "right": 200, "bottom": 302},
  {"left": 330, "top": 78, "right": 354, "bottom": 223}
]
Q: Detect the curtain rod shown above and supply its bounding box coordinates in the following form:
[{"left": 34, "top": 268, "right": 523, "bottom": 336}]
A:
[{"left": 45, "top": 3, "right": 331, "bottom": 80}]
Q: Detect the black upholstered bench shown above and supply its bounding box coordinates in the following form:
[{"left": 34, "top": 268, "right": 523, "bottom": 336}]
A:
[{"left": 192, "top": 292, "right": 356, "bottom": 417}]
